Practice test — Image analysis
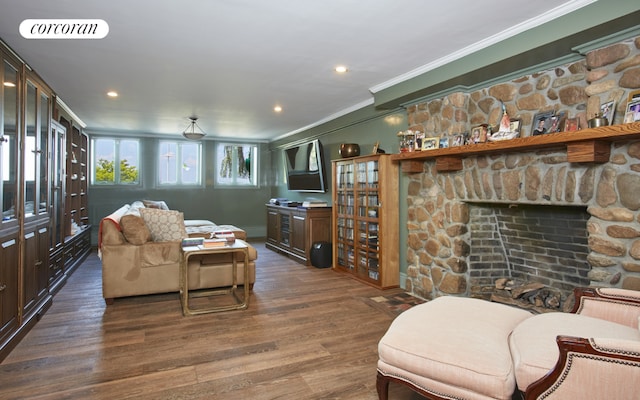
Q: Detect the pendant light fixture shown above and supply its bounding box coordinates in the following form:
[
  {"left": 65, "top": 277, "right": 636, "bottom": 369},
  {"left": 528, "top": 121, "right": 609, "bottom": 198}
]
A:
[{"left": 182, "top": 117, "right": 206, "bottom": 140}]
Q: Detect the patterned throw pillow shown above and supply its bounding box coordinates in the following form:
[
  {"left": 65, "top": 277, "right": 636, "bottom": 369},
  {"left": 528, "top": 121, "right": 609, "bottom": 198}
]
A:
[{"left": 139, "top": 208, "right": 187, "bottom": 242}]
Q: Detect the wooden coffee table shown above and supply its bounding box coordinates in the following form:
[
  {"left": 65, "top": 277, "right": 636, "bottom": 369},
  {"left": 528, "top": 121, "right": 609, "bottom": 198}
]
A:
[{"left": 180, "top": 239, "right": 250, "bottom": 316}]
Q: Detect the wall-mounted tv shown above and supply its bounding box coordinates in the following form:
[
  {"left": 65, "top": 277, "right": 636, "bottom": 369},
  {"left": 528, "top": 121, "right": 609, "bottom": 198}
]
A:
[{"left": 284, "top": 139, "right": 327, "bottom": 192}]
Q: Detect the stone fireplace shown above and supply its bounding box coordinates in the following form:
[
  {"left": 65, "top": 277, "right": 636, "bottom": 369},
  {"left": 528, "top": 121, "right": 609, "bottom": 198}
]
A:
[
  {"left": 404, "top": 141, "right": 640, "bottom": 302},
  {"left": 402, "top": 36, "right": 640, "bottom": 301}
]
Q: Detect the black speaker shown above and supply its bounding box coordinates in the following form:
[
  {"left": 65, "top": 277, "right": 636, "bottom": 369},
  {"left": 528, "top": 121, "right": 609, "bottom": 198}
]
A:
[{"left": 310, "top": 241, "right": 332, "bottom": 268}]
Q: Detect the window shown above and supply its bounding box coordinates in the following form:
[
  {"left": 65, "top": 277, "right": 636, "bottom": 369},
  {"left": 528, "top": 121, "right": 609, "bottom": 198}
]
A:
[
  {"left": 158, "top": 140, "right": 201, "bottom": 185},
  {"left": 92, "top": 138, "right": 140, "bottom": 185},
  {"left": 215, "top": 143, "right": 258, "bottom": 187}
]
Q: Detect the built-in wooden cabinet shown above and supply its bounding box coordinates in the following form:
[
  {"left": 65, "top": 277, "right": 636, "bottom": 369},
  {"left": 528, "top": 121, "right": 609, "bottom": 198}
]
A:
[
  {"left": 60, "top": 118, "right": 89, "bottom": 236},
  {"left": 332, "top": 154, "right": 399, "bottom": 289},
  {"left": 0, "top": 232, "right": 19, "bottom": 348},
  {"left": 265, "top": 204, "right": 332, "bottom": 265},
  {"left": 0, "top": 42, "right": 91, "bottom": 361}
]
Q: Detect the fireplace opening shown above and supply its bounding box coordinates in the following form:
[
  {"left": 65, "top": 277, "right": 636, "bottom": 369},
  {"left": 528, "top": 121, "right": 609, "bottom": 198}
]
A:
[{"left": 468, "top": 203, "right": 590, "bottom": 311}]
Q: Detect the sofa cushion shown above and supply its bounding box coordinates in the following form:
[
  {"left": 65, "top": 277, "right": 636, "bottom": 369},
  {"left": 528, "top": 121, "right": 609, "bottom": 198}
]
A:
[
  {"left": 140, "top": 208, "right": 187, "bottom": 242},
  {"left": 509, "top": 312, "right": 640, "bottom": 391},
  {"left": 142, "top": 199, "right": 169, "bottom": 210},
  {"left": 119, "top": 215, "right": 152, "bottom": 245},
  {"left": 378, "top": 296, "right": 532, "bottom": 400}
]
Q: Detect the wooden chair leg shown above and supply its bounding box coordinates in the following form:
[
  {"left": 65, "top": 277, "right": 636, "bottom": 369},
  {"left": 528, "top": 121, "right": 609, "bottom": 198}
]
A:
[{"left": 376, "top": 371, "right": 390, "bottom": 400}]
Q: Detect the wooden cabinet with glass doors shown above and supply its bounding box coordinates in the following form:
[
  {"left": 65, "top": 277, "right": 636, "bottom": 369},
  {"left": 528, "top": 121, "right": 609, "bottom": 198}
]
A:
[
  {"left": 332, "top": 154, "right": 399, "bottom": 289},
  {"left": 0, "top": 42, "right": 91, "bottom": 361}
]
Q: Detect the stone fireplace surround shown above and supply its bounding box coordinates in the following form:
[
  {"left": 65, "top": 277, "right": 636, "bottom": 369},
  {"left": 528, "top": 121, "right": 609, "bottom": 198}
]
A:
[
  {"left": 401, "top": 36, "right": 640, "bottom": 301},
  {"left": 404, "top": 140, "right": 640, "bottom": 301}
]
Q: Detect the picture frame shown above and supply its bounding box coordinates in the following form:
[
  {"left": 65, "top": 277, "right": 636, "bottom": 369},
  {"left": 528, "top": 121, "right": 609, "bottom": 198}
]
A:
[
  {"left": 451, "top": 133, "right": 466, "bottom": 147},
  {"left": 415, "top": 131, "right": 425, "bottom": 151},
  {"left": 531, "top": 111, "right": 555, "bottom": 136},
  {"left": 624, "top": 99, "right": 640, "bottom": 123},
  {"left": 628, "top": 89, "right": 640, "bottom": 103},
  {"left": 600, "top": 100, "right": 615, "bottom": 125},
  {"left": 549, "top": 111, "right": 566, "bottom": 133},
  {"left": 564, "top": 117, "right": 579, "bottom": 132},
  {"left": 509, "top": 118, "right": 522, "bottom": 135},
  {"left": 422, "top": 137, "right": 439, "bottom": 150},
  {"left": 469, "top": 125, "right": 488, "bottom": 144},
  {"left": 439, "top": 137, "right": 449, "bottom": 149}
]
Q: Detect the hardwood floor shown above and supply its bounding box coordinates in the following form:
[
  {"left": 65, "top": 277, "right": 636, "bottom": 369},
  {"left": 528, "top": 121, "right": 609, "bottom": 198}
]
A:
[{"left": 0, "top": 241, "right": 426, "bottom": 400}]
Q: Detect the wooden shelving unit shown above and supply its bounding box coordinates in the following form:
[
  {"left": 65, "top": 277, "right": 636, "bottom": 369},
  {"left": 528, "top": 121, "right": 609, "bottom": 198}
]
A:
[
  {"left": 391, "top": 122, "right": 640, "bottom": 173},
  {"left": 64, "top": 123, "right": 89, "bottom": 235},
  {"left": 332, "top": 154, "right": 399, "bottom": 289}
]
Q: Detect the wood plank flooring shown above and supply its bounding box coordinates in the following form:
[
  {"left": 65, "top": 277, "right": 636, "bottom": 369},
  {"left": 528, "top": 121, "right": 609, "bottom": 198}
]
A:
[{"left": 0, "top": 241, "right": 426, "bottom": 399}]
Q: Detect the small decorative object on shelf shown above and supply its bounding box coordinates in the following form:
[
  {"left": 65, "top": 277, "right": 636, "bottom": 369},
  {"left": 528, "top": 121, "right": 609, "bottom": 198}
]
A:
[
  {"left": 339, "top": 143, "right": 360, "bottom": 158},
  {"left": 488, "top": 103, "right": 519, "bottom": 141},
  {"left": 588, "top": 113, "right": 609, "bottom": 128}
]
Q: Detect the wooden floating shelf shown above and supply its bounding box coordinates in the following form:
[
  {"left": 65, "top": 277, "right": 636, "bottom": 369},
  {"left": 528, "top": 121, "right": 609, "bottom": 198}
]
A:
[{"left": 390, "top": 122, "right": 640, "bottom": 173}]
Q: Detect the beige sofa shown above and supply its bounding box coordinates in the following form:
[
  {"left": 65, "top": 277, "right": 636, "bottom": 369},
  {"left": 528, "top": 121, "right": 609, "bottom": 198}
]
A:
[{"left": 99, "top": 201, "right": 256, "bottom": 304}]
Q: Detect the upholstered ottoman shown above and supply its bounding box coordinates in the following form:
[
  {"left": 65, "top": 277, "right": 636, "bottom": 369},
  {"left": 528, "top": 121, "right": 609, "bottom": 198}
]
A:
[{"left": 377, "top": 296, "right": 532, "bottom": 400}]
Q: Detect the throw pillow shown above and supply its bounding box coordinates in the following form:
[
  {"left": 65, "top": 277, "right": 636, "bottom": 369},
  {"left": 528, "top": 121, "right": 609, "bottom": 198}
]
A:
[
  {"left": 139, "top": 208, "right": 187, "bottom": 242},
  {"left": 119, "top": 215, "right": 152, "bottom": 245},
  {"left": 142, "top": 199, "right": 169, "bottom": 210}
]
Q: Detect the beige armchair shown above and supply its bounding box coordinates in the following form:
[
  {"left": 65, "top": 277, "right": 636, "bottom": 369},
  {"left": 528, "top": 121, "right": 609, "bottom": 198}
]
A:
[
  {"left": 376, "top": 287, "right": 640, "bottom": 400},
  {"left": 520, "top": 288, "right": 640, "bottom": 400}
]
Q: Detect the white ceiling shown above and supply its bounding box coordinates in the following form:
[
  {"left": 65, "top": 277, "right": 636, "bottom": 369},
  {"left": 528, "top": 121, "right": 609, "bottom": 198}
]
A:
[{"left": 0, "top": 0, "right": 589, "bottom": 141}]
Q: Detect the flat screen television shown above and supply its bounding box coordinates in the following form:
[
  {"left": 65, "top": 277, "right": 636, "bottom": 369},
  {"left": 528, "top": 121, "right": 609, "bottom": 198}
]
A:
[{"left": 284, "top": 139, "right": 327, "bottom": 192}]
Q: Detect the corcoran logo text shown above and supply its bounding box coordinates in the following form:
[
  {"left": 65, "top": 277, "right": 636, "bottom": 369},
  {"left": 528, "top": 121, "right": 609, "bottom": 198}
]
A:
[{"left": 19, "top": 19, "right": 109, "bottom": 39}]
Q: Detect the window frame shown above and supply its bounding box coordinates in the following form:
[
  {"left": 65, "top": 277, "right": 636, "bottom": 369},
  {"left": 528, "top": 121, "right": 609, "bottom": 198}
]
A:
[
  {"left": 214, "top": 142, "right": 259, "bottom": 188},
  {"left": 157, "top": 139, "right": 203, "bottom": 187},
  {"left": 90, "top": 137, "right": 141, "bottom": 186}
]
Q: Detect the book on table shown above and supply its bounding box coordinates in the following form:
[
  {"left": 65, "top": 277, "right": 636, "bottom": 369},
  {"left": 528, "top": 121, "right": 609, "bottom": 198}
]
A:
[
  {"left": 214, "top": 230, "right": 236, "bottom": 243},
  {"left": 199, "top": 238, "right": 228, "bottom": 248},
  {"left": 182, "top": 237, "right": 204, "bottom": 247}
]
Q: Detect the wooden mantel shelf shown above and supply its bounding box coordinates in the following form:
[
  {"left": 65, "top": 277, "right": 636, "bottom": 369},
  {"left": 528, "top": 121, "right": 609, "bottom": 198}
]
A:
[{"left": 390, "top": 122, "right": 640, "bottom": 173}]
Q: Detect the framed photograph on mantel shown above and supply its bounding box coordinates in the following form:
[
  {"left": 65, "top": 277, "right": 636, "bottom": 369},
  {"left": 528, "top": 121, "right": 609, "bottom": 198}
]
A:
[
  {"left": 625, "top": 99, "right": 640, "bottom": 123},
  {"left": 531, "top": 111, "right": 555, "bottom": 136},
  {"left": 600, "top": 100, "right": 615, "bottom": 125}
]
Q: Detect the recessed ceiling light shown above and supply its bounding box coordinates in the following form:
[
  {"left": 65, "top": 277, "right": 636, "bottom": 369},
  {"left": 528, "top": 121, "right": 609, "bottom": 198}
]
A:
[
  {"left": 335, "top": 65, "right": 348, "bottom": 73},
  {"left": 274, "top": 105, "right": 283, "bottom": 113},
  {"left": 107, "top": 91, "right": 118, "bottom": 97}
]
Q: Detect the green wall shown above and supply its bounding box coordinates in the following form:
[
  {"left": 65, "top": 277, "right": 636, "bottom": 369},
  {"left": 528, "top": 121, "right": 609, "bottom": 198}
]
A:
[{"left": 89, "top": 137, "right": 272, "bottom": 244}]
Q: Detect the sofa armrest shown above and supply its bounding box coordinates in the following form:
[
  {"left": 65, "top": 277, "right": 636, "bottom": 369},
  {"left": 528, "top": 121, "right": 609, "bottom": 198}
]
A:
[
  {"left": 570, "top": 287, "right": 640, "bottom": 328},
  {"left": 525, "top": 335, "right": 640, "bottom": 400}
]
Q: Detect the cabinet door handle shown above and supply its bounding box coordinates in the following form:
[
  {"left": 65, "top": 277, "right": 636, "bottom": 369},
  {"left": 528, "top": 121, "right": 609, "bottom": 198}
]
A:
[
  {"left": 35, "top": 261, "right": 43, "bottom": 267},
  {"left": 0, "top": 284, "right": 6, "bottom": 292}
]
